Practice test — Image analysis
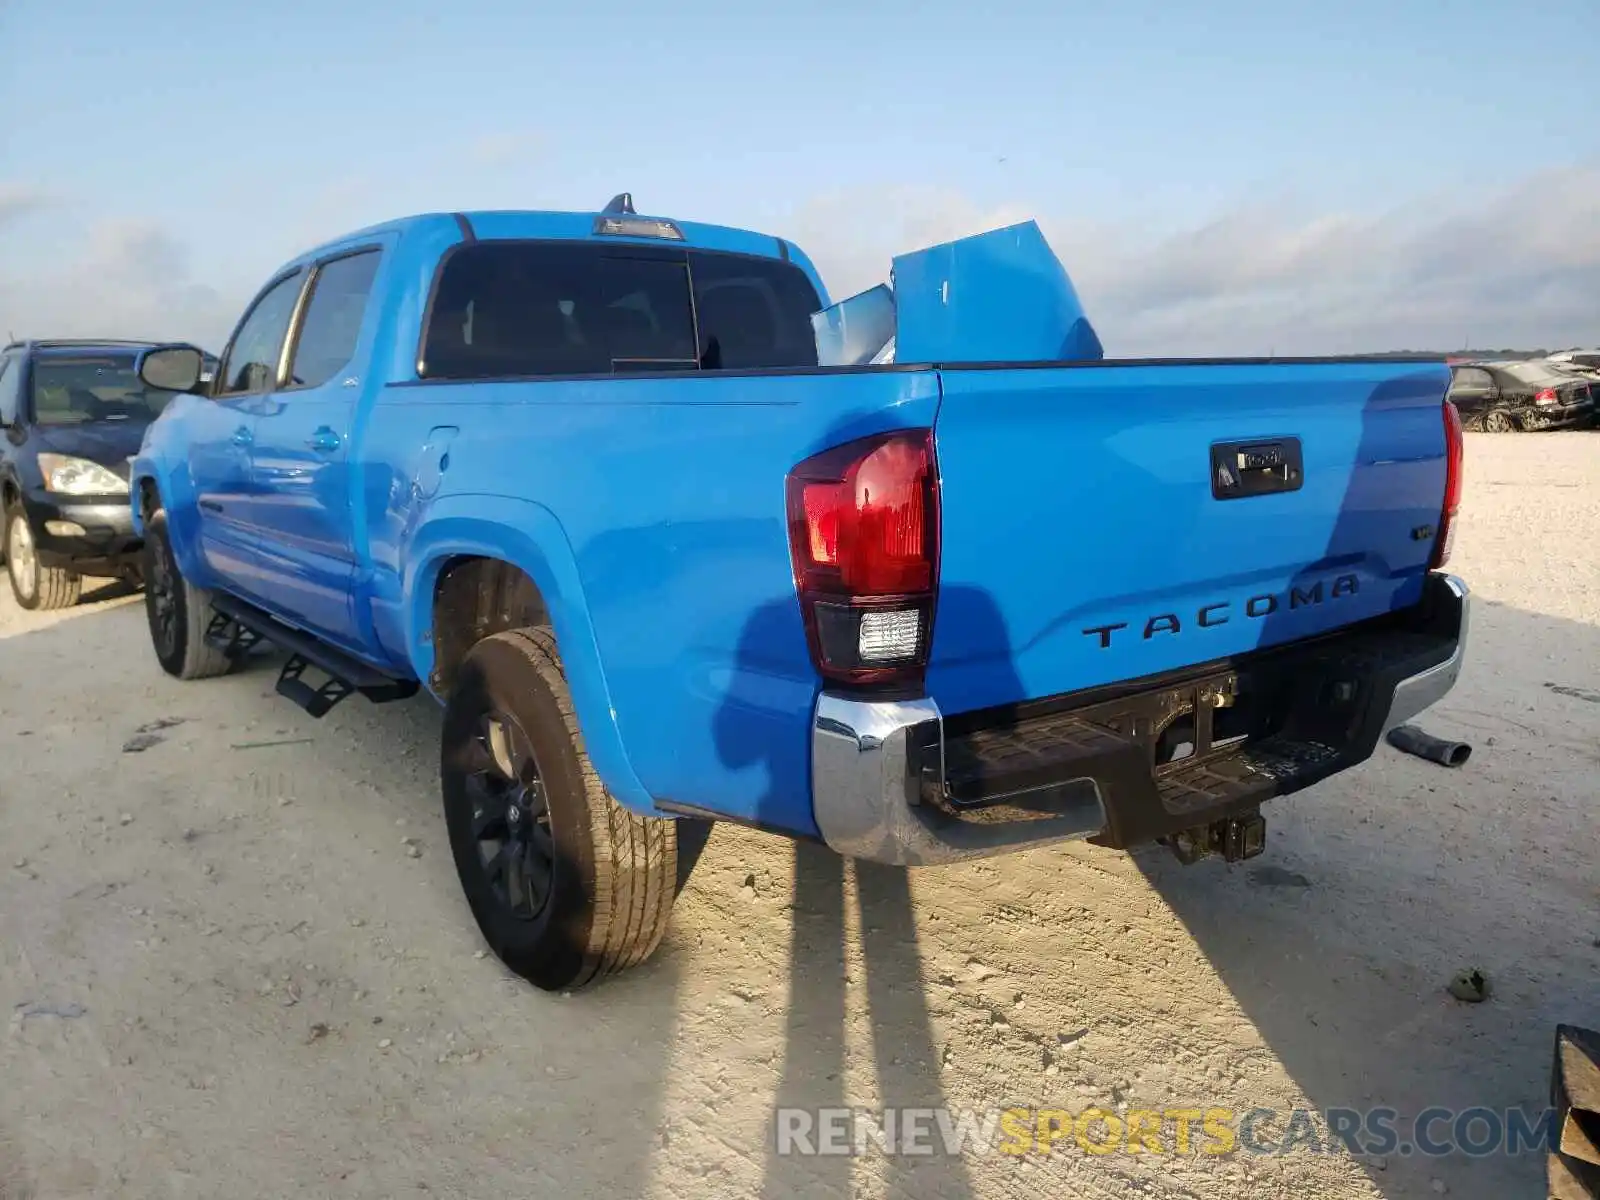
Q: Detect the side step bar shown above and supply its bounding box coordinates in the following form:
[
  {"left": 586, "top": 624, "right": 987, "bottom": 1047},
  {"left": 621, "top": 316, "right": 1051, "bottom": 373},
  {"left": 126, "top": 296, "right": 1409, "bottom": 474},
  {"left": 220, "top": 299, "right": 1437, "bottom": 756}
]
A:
[{"left": 206, "top": 594, "right": 419, "bottom": 719}]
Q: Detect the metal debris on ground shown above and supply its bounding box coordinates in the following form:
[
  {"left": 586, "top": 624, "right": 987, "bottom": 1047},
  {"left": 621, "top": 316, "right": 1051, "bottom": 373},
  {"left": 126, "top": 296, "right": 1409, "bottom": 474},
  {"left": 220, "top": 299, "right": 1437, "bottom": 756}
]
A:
[
  {"left": 15, "top": 1001, "right": 87, "bottom": 1021},
  {"left": 1544, "top": 682, "right": 1600, "bottom": 705},
  {"left": 134, "top": 717, "right": 188, "bottom": 734}
]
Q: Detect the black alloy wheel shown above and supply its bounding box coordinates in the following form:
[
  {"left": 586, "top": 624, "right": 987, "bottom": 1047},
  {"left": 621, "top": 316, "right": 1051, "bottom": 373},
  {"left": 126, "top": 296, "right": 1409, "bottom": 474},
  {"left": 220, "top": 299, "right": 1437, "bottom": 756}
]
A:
[{"left": 460, "top": 707, "right": 557, "bottom": 921}]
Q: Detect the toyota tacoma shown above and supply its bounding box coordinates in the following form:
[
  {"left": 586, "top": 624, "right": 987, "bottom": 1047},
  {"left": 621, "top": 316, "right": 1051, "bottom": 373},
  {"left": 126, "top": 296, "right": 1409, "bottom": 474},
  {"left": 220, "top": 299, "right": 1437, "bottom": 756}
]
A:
[{"left": 126, "top": 197, "right": 1470, "bottom": 991}]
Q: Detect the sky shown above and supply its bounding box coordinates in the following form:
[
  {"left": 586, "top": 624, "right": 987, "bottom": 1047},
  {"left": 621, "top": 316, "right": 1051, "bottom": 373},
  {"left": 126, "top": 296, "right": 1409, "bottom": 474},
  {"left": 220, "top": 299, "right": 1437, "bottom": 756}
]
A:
[{"left": 2, "top": 0, "right": 1597, "bottom": 357}]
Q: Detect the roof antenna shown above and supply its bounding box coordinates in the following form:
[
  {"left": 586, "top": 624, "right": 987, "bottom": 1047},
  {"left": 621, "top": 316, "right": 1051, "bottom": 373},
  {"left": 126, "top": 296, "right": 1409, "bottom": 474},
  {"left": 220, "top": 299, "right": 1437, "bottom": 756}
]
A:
[{"left": 603, "top": 193, "right": 636, "bottom": 215}]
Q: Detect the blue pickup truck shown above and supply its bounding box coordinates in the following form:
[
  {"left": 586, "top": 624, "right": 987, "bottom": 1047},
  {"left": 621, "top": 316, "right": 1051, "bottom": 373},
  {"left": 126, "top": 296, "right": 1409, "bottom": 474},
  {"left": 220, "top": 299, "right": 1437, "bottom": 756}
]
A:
[{"left": 128, "top": 198, "right": 1469, "bottom": 991}]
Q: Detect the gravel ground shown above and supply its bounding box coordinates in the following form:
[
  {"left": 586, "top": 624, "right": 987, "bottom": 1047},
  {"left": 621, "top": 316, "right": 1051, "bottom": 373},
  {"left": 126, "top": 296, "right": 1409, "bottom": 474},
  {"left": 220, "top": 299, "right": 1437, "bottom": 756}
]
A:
[{"left": 1, "top": 431, "right": 1596, "bottom": 1200}]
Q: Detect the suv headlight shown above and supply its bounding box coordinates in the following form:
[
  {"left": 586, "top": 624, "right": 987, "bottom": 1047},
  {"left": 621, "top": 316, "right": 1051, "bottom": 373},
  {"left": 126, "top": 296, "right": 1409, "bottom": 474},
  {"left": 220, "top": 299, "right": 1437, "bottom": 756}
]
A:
[{"left": 37, "top": 453, "right": 129, "bottom": 496}]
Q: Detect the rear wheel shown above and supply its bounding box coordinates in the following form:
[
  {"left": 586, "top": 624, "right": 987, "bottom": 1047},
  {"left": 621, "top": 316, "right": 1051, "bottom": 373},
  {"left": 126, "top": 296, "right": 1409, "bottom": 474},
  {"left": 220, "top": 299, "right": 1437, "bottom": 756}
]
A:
[
  {"left": 5, "top": 500, "right": 81, "bottom": 611},
  {"left": 441, "top": 627, "right": 679, "bottom": 991},
  {"left": 142, "top": 509, "right": 234, "bottom": 680},
  {"left": 1483, "top": 409, "right": 1518, "bottom": 433}
]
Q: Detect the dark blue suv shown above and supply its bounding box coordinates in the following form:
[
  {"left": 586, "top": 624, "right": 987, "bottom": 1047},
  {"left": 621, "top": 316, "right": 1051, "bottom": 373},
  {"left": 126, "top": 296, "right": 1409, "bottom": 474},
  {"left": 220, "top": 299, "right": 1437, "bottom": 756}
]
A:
[{"left": 0, "top": 340, "right": 214, "bottom": 610}]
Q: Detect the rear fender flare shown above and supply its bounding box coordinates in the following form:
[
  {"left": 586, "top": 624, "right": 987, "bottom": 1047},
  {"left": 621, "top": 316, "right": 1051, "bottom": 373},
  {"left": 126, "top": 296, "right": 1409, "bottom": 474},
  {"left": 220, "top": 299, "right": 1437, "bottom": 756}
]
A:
[{"left": 402, "top": 493, "right": 657, "bottom": 816}]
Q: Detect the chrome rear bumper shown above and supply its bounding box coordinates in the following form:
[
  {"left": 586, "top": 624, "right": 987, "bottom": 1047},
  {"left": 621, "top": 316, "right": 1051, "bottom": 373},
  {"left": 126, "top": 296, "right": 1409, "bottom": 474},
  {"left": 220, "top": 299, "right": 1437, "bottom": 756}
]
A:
[
  {"left": 1378, "top": 574, "right": 1470, "bottom": 734},
  {"left": 812, "top": 693, "right": 1106, "bottom": 866},
  {"left": 810, "top": 573, "right": 1470, "bottom": 867}
]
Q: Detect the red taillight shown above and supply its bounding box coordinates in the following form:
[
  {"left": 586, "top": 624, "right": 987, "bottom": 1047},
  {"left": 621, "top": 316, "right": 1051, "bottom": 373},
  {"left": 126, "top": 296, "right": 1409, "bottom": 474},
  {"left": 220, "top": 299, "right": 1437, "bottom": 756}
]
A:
[
  {"left": 1431, "top": 400, "right": 1464, "bottom": 570},
  {"left": 786, "top": 429, "right": 939, "bottom": 688},
  {"left": 1534, "top": 387, "right": 1558, "bottom": 405}
]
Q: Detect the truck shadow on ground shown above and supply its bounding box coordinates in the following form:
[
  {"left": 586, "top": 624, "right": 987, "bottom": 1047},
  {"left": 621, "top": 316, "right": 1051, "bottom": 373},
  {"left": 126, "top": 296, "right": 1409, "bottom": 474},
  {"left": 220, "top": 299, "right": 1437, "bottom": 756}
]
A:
[
  {"left": 756, "top": 846, "right": 975, "bottom": 1199},
  {"left": 712, "top": 590, "right": 1031, "bottom": 1200},
  {"left": 1130, "top": 593, "right": 1600, "bottom": 1200}
]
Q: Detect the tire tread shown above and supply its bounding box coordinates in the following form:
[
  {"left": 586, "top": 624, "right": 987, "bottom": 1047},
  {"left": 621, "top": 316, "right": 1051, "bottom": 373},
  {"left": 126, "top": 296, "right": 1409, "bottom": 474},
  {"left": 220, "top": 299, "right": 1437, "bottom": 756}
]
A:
[
  {"left": 498, "top": 626, "right": 677, "bottom": 988},
  {"left": 4, "top": 501, "right": 82, "bottom": 612},
  {"left": 30, "top": 562, "right": 82, "bottom": 611}
]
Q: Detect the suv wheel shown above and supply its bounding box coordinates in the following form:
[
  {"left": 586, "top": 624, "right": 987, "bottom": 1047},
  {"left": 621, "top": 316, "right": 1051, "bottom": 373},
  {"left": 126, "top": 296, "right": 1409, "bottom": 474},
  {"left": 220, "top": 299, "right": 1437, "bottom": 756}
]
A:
[{"left": 4, "top": 498, "right": 82, "bottom": 611}]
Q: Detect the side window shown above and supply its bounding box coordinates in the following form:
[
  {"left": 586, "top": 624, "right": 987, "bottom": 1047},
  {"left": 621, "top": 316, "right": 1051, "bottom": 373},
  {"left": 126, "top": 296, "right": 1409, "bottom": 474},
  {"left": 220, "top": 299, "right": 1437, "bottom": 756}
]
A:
[
  {"left": 1450, "top": 367, "right": 1494, "bottom": 394},
  {"left": 0, "top": 355, "right": 18, "bottom": 425},
  {"left": 688, "top": 250, "right": 822, "bottom": 370},
  {"left": 218, "top": 271, "right": 306, "bottom": 396},
  {"left": 287, "top": 250, "right": 382, "bottom": 389},
  {"left": 420, "top": 242, "right": 698, "bottom": 378}
]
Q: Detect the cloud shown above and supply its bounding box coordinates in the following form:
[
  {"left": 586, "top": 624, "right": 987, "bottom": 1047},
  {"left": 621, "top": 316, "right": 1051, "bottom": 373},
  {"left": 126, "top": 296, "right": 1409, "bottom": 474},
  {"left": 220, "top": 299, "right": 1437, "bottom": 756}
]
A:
[
  {"left": 2, "top": 167, "right": 1595, "bottom": 356},
  {"left": 786, "top": 167, "right": 1600, "bottom": 354},
  {"left": 785, "top": 185, "right": 1038, "bottom": 301},
  {"left": 0, "top": 218, "right": 236, "bottom": 348},
  {"left": 0, "top": 183, "right": 52, "bottom": 228},
  {"left": 0, "top": 135, "right": 556, "bottom": 348}
]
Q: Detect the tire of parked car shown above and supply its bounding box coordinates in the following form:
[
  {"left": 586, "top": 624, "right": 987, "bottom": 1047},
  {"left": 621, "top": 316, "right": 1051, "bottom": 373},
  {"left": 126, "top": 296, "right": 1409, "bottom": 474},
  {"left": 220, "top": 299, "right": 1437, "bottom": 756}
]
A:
[
  {"left": 140, "top": 508, "right": 236, "bottom": 680},
  {"left": 4, "top": 497, "right": 82, "bottom": 611},
  {"left": 1481, "top": 410, "right": 1519, "bottom": 433},
  {"left": 440, "top": 627, "right": 680, "bottom": 991}
]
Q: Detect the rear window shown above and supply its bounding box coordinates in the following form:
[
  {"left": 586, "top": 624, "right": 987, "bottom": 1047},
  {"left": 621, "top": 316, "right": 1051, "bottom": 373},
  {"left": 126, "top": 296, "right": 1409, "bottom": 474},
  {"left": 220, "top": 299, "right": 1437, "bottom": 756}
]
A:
[
  {"left": 30, "top": 354, "right": 178, "bottom": 425},
  {"left": 1499, "top": 362, "right": 1568, "bottom": 386},
  {"left": 419, "top": 241, "right": 822, "bottom": 379},
  {"left": 1449, "top": 367, "right": 1494, "bottom": 391}
]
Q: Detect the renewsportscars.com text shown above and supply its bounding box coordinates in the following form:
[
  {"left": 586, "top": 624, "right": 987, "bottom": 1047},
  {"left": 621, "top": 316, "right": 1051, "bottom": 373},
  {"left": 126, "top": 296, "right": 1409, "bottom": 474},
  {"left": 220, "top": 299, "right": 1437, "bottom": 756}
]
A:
[{"left": 773, "top": 1105, "right": 1557, "bottom": 1159}]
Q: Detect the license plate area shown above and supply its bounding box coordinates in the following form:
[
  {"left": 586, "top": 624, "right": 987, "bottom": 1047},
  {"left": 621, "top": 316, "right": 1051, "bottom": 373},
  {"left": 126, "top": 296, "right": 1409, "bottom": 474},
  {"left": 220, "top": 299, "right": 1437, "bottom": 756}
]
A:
[
  {"left": 1210, "top": 437, "right": 1304, "bottom": 499},
  {"left": 1072, "top": 672, "right": 1249, "bottom": 776}
]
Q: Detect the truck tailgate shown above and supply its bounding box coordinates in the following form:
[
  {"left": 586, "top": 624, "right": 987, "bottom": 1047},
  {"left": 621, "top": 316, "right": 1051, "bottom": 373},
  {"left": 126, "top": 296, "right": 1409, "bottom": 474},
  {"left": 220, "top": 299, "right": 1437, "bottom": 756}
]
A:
[{"left": 926, "top": 358, "right": 1453, "bottom": 715}]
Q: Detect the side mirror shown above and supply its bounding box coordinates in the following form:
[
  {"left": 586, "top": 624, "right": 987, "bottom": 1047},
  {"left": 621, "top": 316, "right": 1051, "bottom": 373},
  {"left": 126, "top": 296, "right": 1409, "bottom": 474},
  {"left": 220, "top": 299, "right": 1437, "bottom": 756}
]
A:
[{"left": 138, "top": 344, "right": 206, "bottom": 394}]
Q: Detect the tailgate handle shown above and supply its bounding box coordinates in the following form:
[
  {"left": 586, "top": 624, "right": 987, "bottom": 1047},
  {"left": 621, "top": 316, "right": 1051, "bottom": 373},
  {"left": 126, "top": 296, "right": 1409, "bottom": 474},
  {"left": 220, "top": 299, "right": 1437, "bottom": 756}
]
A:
[{"left": 1210, "top": 438, "right": 1303, "bottom": 500}]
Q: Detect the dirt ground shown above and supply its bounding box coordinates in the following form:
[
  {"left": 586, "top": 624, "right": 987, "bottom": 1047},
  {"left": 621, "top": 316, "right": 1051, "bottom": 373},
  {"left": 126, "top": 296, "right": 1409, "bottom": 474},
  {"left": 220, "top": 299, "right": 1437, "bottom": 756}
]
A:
[{"left": 1, "top": 431, "right": 1596, "bottom": 1200}]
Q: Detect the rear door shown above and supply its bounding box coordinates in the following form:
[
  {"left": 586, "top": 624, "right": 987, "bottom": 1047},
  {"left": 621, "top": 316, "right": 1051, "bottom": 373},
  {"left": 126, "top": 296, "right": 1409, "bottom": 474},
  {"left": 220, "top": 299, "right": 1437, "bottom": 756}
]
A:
[
  {"left": 926, "top": 359, "right": 1453, "bottom": 714},
  {"left": 247, "top": 245, "right": 385, "bottom": 648}
]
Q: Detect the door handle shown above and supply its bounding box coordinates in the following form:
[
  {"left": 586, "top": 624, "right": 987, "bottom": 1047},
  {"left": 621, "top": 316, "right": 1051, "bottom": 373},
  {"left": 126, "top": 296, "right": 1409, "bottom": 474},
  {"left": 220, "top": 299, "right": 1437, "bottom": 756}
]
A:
[
  {"left": 307, "top": 427, "right": 341, "bottom": 453},
  {"left": 231, "top": 427, "right": 253, "bottom": 447}
]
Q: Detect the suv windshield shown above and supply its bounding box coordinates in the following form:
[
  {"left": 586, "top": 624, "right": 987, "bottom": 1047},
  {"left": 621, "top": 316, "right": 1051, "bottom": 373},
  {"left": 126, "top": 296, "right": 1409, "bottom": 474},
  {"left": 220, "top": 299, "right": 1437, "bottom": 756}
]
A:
[{"left": 31, "top": 354, "right": 179, "bottom": 425}]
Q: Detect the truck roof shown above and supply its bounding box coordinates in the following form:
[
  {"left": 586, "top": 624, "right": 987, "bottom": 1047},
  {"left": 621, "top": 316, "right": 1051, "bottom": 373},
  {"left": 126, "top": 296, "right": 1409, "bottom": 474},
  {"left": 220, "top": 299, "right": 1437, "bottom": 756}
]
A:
[
  {"left": 278, "top": 202, "right": 831, "bottom": 311},
  {"left": 293, "top": 207, "right": 806, "bottom": 273}
]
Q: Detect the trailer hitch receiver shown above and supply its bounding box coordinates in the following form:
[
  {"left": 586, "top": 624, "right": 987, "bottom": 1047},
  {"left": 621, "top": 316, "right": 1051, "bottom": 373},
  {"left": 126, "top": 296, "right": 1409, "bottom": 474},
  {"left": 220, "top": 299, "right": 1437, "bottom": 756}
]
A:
[{"left": 1167, "top": 811, "right": 1267, "bottom": 865}]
